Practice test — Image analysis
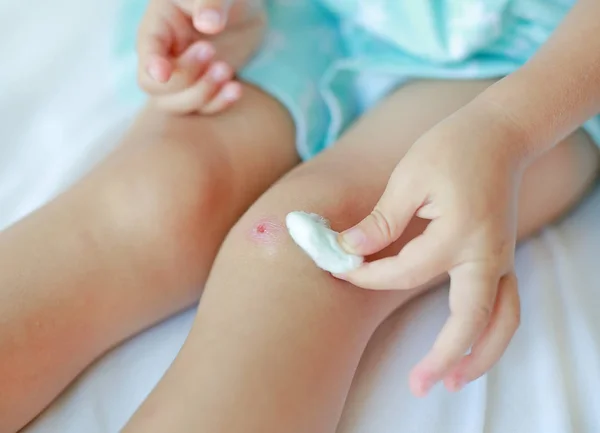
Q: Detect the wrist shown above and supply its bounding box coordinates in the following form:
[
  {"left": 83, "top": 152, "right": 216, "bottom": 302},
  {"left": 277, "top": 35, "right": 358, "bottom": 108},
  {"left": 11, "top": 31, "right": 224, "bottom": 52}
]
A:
[
  {"left": 470, "top": 88, "right": 539, "bottom": 168},
  {"left": 479, "top": 69, "right": 583, "bottom": 159}
]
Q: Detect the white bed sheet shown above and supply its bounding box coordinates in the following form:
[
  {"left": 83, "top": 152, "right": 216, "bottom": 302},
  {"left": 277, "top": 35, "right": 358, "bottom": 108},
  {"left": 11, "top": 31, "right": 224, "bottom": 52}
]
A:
[{"left": 2, "top": 1, "right": 599, "bottom": 432}]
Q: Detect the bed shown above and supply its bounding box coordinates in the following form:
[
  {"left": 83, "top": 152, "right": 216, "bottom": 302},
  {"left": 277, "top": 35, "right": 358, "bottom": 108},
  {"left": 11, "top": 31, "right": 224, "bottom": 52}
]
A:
[{"left": 2, "top": 1, "right": 599, "bottom": 432}]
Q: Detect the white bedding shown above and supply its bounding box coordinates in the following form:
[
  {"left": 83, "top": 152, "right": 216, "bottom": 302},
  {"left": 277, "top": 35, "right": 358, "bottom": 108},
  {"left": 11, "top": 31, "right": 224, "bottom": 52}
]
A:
[{"left": 2, "top": 1, "right": 599, "bottom": 432}]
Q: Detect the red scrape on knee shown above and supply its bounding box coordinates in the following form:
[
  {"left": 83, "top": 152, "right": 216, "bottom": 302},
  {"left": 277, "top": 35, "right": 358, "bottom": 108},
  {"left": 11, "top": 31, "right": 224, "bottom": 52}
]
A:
[{"left": 248, "top": 216, "right": 286, "bottom": 245}]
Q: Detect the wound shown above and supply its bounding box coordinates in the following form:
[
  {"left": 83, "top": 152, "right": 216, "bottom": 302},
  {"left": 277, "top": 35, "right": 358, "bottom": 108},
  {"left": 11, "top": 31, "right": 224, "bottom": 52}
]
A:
[{"left": 248, "top": 216, "right": 286, "bottom": 245}]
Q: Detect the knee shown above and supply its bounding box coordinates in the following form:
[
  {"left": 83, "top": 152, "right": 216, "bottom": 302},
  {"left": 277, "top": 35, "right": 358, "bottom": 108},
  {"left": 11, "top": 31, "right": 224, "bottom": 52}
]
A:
[
  {"left": 217, "top": 169, "right": 409, "bottom": 320},
  {"left": 223, "top": 164, "right": 386, "bottom": 271},
  {"left": 98, "top": 132, "right": 236, "bottom": 252},
  {"left": 231, "top": 170, "right": 361, "bottom": 243},
  {"left": 247, "top": 167, "right": 377, "bottom": 230}
]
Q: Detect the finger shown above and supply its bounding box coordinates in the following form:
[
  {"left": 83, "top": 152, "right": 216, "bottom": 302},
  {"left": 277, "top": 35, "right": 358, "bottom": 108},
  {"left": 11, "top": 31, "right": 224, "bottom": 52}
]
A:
[
  {"left": 137, "top": 16, "right": 173, "bottom": 85},
  {"left": 139, "top": 40, "right": 215, "bottom": 95},
  {"left": 192, "top": 0, "right": 234, "bottom": 34},
  {"left": 170, "top": 40, "right": 216, "bottom": 89},
  {"left": 156, "top": 61, "right": 233, "bottom": 114},
  {"left": 338, "top": 175, "right": 423, "bottom": 256},
  {"left": 145, "top": 55, "right": 174, "bottom": 84},
  {"left": 409, "top": 262, "right": 500, "bottom": 397},
  {"left": 200, "top": 81, "right": 243, "bottom": 115},
  {"left": 341, "top": 222, "right": 454, "bottom": 291},
  {"left": 444, "top": 272, "right": 520, "bottom": 391},
  {"left": 141, "top": 0, "right": 196, "bottom": 57}
]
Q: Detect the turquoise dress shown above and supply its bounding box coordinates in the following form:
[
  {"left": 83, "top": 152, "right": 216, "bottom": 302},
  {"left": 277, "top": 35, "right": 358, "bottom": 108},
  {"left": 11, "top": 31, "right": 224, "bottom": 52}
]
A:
[{"left": 115, "top": 0, "right": 600, "bottom": 160}]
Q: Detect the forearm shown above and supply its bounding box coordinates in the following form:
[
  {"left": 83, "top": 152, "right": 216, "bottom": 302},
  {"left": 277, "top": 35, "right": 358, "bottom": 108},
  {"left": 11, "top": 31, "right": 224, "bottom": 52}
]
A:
[{"left": 482, "top": 0, "right": 600, "bottom": 158}]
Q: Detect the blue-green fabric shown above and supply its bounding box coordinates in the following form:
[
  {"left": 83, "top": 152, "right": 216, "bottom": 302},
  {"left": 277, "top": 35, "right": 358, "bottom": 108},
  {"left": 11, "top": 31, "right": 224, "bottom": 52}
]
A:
[{"left": 115, "top": 0, "right": 600, "bottom": 160}]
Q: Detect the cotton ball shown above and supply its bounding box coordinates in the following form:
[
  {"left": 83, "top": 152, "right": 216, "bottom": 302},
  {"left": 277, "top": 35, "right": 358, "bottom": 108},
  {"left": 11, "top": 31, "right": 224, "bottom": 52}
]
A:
[{"left": 286, "top": 211, "right": 364, "bottom": 274}]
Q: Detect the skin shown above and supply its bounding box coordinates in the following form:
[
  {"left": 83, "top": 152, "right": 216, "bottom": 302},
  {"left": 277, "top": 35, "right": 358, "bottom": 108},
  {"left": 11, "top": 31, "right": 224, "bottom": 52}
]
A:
[
  {"left": 0, "top": 86, "right": 297, "bottom": 433},
  {"left": 1, "top": 1, "right": 271, "bottom": 430},
  {"left": 248, "top": 217, "right": 288, "bottom": 245},
  {"left": 138, "top": 0, "right": 265, "bottom": 114},
  {"left": 123, "top": 79, "right": 599, "bottom": 433},
  {"left": 2, "top": 0, "right": 598, "bottom": 431},
  {"left": 339, "top": 0, "right": 600, "bottom": 395},
  {"left": 486, "top": 0, "right": 600, "bottom": 151}
]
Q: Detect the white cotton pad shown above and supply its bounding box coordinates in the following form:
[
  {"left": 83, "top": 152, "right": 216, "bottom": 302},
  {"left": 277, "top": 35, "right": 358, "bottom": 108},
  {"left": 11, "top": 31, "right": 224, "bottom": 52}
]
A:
[{"left": 285, "top": 211, "right": 364, "bottom": 274}]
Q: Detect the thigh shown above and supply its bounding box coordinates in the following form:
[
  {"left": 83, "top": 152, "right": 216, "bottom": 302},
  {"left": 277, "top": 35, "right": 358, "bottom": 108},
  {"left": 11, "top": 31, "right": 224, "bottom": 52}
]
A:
[
  {"left": 98, "top": 83, "right": 298, "bottom": 226},
  {"left": 0, "top": 84, "right": 298, "bottom": 433},
  {"left": 57, "top": 83, "right": 300, "bottom": 324},
  {"left": 2, "top": 83, "right": 300, "bottom": 344}
]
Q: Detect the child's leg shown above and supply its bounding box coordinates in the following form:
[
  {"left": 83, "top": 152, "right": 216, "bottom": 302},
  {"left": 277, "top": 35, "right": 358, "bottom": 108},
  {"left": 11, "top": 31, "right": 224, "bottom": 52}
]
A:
[
  {"left": 0, "top": 85, "right": 297, "bottom": 432},
  {"left": 123, "top": 79, "right": 599, "bottom": 433}
]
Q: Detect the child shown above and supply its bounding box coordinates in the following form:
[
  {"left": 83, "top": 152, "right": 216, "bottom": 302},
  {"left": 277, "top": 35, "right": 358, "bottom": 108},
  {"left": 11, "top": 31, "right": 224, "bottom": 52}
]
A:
[{"left": 1, "top": 0, "right": 598, "bottom": 432}]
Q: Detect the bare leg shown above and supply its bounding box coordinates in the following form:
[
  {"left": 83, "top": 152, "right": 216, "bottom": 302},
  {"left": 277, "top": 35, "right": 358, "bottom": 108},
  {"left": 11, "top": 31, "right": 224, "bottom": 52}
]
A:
[
  {"left": 123, "top": 79, "right": 599, "bottom": 433},
  {"left": 0, "top": 85, "right": 297, "bottom": 432}
]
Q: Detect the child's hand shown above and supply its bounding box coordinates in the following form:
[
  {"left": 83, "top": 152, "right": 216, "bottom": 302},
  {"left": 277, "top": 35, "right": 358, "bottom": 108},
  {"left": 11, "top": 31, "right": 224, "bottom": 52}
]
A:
[
  {"left": 137, "top": 0, "right": 265, "bottom": 114},
  {"left": 339, "top": 98, "right": 527, "bottom": 396}
]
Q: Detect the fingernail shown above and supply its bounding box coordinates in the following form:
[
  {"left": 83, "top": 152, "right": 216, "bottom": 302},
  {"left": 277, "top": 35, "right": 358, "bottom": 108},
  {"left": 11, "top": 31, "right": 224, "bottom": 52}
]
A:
[
  {"left": 147, "top": 63, "right": 163, "bottom": 82},
  {"left": 196, "top": 43, "right": 215, "bottom": 61},
  {"left": 222, "top": 83, "right": 241, "bottom": 100},
  {"left": 210, "top": 63, "right": 229, "bottom": 81},
  {"left": 194, "top": 9, "right": 222, "bottom": 33},
  {"left": 339, "top": 228, "right": 365, "bottom": 252}
]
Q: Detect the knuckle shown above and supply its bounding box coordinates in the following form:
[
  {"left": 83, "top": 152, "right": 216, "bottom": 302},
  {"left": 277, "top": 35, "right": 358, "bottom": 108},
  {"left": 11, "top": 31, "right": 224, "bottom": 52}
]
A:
[
  {"left": 397, "top": 269, "right": 425, "bottom": 290},
  {"left": 369, "top": 207, "right": 395, "bottom": 242},
  {"left": 179, "top": 72, "right": 196, "bottom": 88},
  {"left": 469, "top": 303, "right": 493, "bottom": 328},
  {"left": 462, "top": 256, "right": 504, "bottom": 282}
]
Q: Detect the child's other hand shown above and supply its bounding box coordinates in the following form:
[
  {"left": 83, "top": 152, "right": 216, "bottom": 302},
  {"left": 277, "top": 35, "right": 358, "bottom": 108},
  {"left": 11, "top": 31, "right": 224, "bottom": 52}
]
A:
[
  {"left": 339, "top": 98, "right": 527, "bottom": 397},
  {"left": 137, "top": 0, "right": 263, "bottom": 115}
]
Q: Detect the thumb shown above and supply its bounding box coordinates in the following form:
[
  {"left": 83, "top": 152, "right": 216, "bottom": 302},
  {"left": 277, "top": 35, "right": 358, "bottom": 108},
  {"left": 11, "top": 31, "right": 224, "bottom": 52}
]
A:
[
  {"left": 193, "top": 0, "right": 234, "bottom": 34},
  {"left": 339, "top": 179, "right": 422, "bottom": 256}
]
